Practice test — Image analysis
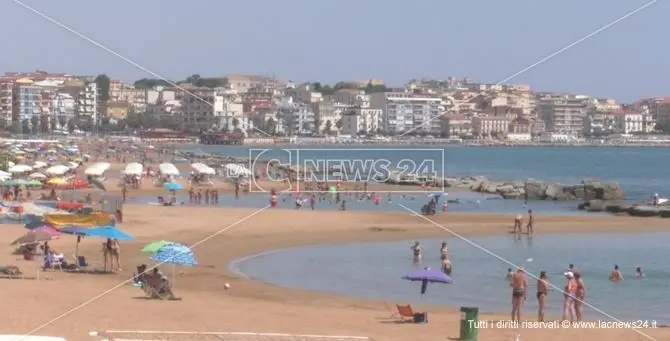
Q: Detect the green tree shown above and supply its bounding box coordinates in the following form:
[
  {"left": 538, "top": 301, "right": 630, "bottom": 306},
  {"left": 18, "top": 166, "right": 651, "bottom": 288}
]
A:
[
  {"left": 94, "top": 74, "right": 111, "bottom": 102},
  {"left": 232, "top": 117, "right": 240, "bottom": 129},
  {"left": 30, "top": 116, "right": 39, "bottom": 133},
  {"left": 654, "top": 122, "right": 670, "bottom": 133},
  {"left": 265, "top": 117, "right": 277, "bottom": 135},
  {"left": 365, "top": 82, "right": 389, "bottom": 93},
  {"left": 335, "top": 118, "right": 343, "bottom": 131}
]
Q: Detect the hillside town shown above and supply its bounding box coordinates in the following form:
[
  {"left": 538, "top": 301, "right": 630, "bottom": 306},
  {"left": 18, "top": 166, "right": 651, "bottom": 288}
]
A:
[{"left": 1, "top": 70, "right": 669, "bottom": 142}]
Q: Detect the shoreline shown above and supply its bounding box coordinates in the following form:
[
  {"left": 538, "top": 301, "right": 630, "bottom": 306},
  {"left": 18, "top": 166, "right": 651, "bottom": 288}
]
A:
[{"left": 5, "top": 206, "right": 670, "bottom": 341}]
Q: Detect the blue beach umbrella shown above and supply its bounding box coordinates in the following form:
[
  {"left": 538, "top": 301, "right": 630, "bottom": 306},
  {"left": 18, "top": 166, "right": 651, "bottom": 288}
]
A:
[
  {"left": 83, "top": 225, "right": 134, "bottom": 240},
  {"left": 402, "top": 267, "right": 454, "bottom": 295},
  {"left": 151, "top": 243, "right": 197, "bottom": 267},
  {"left": 163, "top": 182, "right": 183, "bottom": 191}
]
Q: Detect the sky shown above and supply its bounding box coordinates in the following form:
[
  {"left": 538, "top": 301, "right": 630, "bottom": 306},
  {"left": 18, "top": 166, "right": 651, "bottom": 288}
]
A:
[{"left": 0, "top": 0, "right": 666, "bottom": 102}]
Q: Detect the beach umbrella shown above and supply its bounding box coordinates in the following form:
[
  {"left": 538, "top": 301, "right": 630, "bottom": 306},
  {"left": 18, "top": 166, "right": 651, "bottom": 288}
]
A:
[
  {"left": 45, "top": 165, "right": 69, "bottom": 176},
  {"left": 402, "top": 267, "right": 454, "bottom": 295},
  {"left": 33, "top": 161, "right": 47, "bottom": 169},
  {"left": 141, "top": 240, "right": 174, "bottom": 253},
  {"left": 47, "top": 178, "right": 67, "bottom": 185},
  {"left": 60, "top": 226, "right": 90, "bottom": 235},
  {"left": 24, "top": 214, "right": 45, "bottom": 229},
  {"left": 83, "top": 225, "right": 134, "bottom": 240},
  {"left": 151, "top": 243, "right": 197, "bottom": 267},
  {"left": 8, "top": 164, "right": 32, "bottom": 173},
  {"left": 89, "top": 178, "right": 106, "bottom": 191},
  {"left": 29, "top": 172, "right": 47, "bottom": 179},
  {"left": 26, "top": 180, "right": 43, "bottom": 188},
  {"left": 163, "top": 182, "right": 183, "bottom": 191},
  {"left": 33, "top": 225, "right": 62, "bottom": 238},
  {"left": 10, "top": 230, "right": 54, "bottom": 245}
]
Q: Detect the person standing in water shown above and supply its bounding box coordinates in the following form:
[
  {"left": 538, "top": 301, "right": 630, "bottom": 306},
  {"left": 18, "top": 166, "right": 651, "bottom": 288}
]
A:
[
  {"left": 506, "top": 268, "right": 514, "bottom": 283},
  {"left": 440, "top": 242, "right": 448, "bottom": 260},
  {"left": 410, "top": 241, "right": 422, "bottom": 265},
  {"left": 536, "top": 271, "right": 549, "bottom": 322},
  {"left": 635, "top": 266, "right": 644, "bottom": 278},
  {"left": 510, "top": 267, "right": 527, "bottom": 322},
  {"left": 562, "top": 272, "right": 577, "bottom": 322},
  {"left": 526, "top": 209, "right": 534, "bottom": 235},
  {"left": 441, "top": 257, "right": 452, "bottom": 276},
  {"left": 574, "top": 271, "right": 586, "bottom": 321},
  {"left": 610, "top": 265, "right": 623, "bottom": 282},
  {"left": 513, "top": 214, "right": 523, "bottom": 233}
]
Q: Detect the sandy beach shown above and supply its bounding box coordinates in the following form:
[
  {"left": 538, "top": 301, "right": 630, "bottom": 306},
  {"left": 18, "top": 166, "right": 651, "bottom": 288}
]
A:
[{"left": 3, "top": 204, "right": 670, "bottom": 341}]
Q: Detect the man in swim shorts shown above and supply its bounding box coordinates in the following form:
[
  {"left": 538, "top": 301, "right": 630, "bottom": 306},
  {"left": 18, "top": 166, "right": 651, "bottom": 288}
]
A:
[
  {"left": 513, "top": 214, "right": 523, "bottom": 233},
  {"left": 510, "top": 267, "right": 527, "bottom": 322}
]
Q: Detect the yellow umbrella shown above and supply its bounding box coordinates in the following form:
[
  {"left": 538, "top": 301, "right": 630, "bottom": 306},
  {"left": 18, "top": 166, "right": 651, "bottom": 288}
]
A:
[{"left": 47, "top": 178, "right": 67, "bottom": 185}]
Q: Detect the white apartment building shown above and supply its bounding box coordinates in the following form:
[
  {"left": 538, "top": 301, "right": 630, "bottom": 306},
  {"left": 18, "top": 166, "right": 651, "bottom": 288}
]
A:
[
  {"left": 611, "top": 112, "right": 655, "bottom": 134},
  {"left": 0, "top": 79, "right": 13, "bottom": 127},
  {"left": 52, "top": 93, "right": 75, "bottom": 129},
  {"left": 340, "top": 107, "right": 382, "bottom": 137},
  {"left": 369, "top": 92, "right": 443, "bottom": 134},
  {"left": 217, "top": 98, "right": 246, "bottom": 132},
  {"left": 76, "top": 81, "right": 99, "bottom": 124},
  {"left": 275, "top": 97, "right": 315, "bottom": 135},
  {"left": 313, "top": 100, "right": 341, "bottom": 133},
  {"left": 146, "top": 100, "right": 181, "bottom": 122},
  {"left": 538, "top": 95, "right": 589, "bottom": 135},
  {"left": 472, "top": 116, "right": 508, "bottom": 137}
]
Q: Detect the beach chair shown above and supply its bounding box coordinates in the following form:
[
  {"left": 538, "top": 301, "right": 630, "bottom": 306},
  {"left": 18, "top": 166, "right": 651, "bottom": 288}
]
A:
[
  {"left": 395, "top": 304, "right": 428, "bottom": 323},
  {"left": 45, "top": 253, "right": 63, "bottom": 271}
]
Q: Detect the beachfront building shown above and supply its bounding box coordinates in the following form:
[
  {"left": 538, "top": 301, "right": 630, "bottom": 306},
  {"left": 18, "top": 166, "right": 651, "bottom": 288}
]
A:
[
  {"left": 339, "top": 107, "right": 382, "bottom": 137},
  {"left": 471, "top": 116, "right": 508, "bottom": 138},
  {"left": 11, "top": 80, "right": 41, "bottom": 132},
  {"left": 76, "top": 81, "right": 99, "bottom": 125},
  {"left": 275, "top": 97, "right": 316, "bottom": 136},
  {"left": 52, "top": 93, "right": 75, "bottom": 129},
  {"left": 506, "top": 133, "right": 532, "bottom": 142},
  {"left": 440, "top": 114, "right": 472, "bottom": 137},
  {"left": 608, "top": 110, "right": 655, "bottom": 134},
  {"left": 0, "top": 78, "right": 14, "bottom": 128},
  {"left": 537, "top": 94, "right": 589, "bottom": 135},
  {"left": 217, "top": 97, "right": 246, "bottom": 132},
  {"left": 369, "top": 92, "right": 443, "bottom": 135},
  {"left": 312, "top": 99, "right": 341, "bottom": 134},
  {"left": 180, "top": 88, "right": 225, "bottom": 131},
  {"left": 633, "top": 97, "right": 670, "bottom": 124}
]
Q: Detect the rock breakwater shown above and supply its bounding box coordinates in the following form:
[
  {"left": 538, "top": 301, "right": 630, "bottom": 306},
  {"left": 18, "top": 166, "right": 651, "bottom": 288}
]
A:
[
  {"left": 385, "top": 175, "right": 626, "bottom": 201},
  {"left": 579, "top": 200, "right": 670, "bottom": 218}
]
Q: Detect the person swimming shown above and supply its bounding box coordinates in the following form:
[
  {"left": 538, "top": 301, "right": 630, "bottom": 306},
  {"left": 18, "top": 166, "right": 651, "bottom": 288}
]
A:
[
  {"left": 609, "top": 264, "right": 623, "bottom": 282},
  {"left": 635, "top": 266, "right": 644, "bottom": 278},
  {"left": 410, "top": 241, "right": 422, "bottom": 265}
]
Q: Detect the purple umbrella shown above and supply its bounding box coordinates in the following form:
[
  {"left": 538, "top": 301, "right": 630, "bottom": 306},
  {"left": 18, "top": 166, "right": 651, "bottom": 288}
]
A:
[{"left": 402, "top": 267, "right": 454, "bottom": 295}]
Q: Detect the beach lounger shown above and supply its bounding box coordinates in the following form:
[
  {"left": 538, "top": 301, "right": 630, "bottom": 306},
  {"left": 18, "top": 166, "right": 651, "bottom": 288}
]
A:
[{"left": 395, "top": 304, "right": 428, "bottom": 323}]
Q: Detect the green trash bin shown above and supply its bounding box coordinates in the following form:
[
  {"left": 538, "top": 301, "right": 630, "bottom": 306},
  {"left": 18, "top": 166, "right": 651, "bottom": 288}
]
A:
[{"left": 459, "top": 306, "right": 479, "bottom": 341}]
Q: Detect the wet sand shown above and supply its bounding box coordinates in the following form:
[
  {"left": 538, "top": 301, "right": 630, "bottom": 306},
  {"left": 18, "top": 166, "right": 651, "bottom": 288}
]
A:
[{"left": 2, "top": 205, "right": 670, "bottom": 341}]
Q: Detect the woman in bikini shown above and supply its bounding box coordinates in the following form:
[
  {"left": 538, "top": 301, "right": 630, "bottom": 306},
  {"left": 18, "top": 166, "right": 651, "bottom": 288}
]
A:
[
  {"left": 410, "top": 242, "right": 422, "bottom": 266},
  {"left": 536, "top": 271, "right": 549, "bottom": 322},
  {"left": 105, "top": 238, "right": 121, "bottom": 272},
  {"left": 562, "top": 271, "right": 577, "bottom": 322},
  {"left": 574, "top": 271, "right": 586, "bottom": 321}
]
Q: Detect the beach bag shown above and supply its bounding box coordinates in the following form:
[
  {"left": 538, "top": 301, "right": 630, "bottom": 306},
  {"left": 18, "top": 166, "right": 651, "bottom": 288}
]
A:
[{"left": 413, "top": 312, "right": 428, "bottom": 323}]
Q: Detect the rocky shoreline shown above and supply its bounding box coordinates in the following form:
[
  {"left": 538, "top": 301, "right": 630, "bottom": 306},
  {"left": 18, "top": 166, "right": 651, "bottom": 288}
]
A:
[
  {"left": 386, "top": 175, "right": 626, "bottom": 201},
  {"left": 579, "top": 200, "right": 670, "bottom": 218}
]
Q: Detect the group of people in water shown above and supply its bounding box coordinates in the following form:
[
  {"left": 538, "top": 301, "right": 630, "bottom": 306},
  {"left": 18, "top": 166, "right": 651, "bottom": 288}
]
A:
[
  {"left": 507, "top": 262, "right": 645, "bottom": 323},
  {"left": 409, "top": 241, "right": 452, "bottom": 276}
]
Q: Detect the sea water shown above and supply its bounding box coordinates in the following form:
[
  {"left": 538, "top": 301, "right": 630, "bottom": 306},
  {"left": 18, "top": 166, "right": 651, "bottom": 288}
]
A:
[
  {"left": 229, "top": 233, "right": 670, "bottom": 323},
  {"left": 125, "top": 191, "right": 591, "bottom": 215},
  {"left": 181, "top": 145, "right": 670, "bottom": 201}
]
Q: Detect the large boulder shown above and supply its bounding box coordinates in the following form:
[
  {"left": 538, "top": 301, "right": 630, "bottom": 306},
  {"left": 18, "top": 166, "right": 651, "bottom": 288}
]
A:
[
  {"left": 628, "top": 205, "right": 662, "bottom": 217},
  {"left": 582, "top": 179, "right": 625, "bottom": 201},
  {"left": 469, "top": 177, "right": 489, "bottom": 192},
  {"left": 524, "top": 179, "right": 548, "bottom": 200},
  {"left": 586, "top": 199, "right": 606, "bottom": 212}
]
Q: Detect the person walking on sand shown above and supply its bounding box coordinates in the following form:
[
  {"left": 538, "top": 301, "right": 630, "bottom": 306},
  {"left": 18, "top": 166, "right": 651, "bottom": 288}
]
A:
[
  {"left": 526, "top": 209, "right": 534, "bottom": 235},
  {"left": 510, "top": 267, "right": 527, "bottom": 322},
  {"left": 562, "top": 271, "right": 577, "bottom": 322},
  {"left": 537, "top": 271, "right": 549, "bottom": 321},
  {"left": 574, "top": 271, "right": 586, "bottom": 321}
]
